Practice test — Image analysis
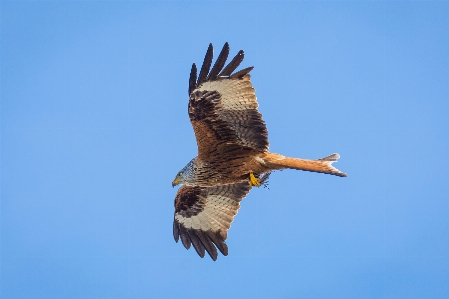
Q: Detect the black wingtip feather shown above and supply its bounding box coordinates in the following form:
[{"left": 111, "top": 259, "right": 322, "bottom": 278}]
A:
[
  {"left": 195, "top": 230, "right": 218, "bottom": 261},
  {"left": 189, "top": 63, "right": 197, "bottom": 95},
  {"left": 207, "top": 42, "right": 230, "bottom": 81},
  {"left": 173, "top": 221, "right": 180, "bottom": 242},
  {"left": 230, "top": 66, "right": 254, "bottom": 79},
  {"left": 190, "top": 44, "right": 250, "bottom": 94},
  {"left": 206, "top": 230, "right": 229, "bottom": 256},
  {"left": 188, "top": 229, "right": 206, "bottom": 258},
  {"left": 219, "top": 49, "right": 244, "bottom": 77},
  {"left": 179, "top": 225, "right": 191, "bottom": 250},
  {"left": 197, "top": 43, "right": 213, "bottom": 87}
]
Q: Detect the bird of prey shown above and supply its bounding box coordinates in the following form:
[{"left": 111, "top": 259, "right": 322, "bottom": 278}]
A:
[{"left": 172, "top": 43, "right": 346, "bottom": 261}]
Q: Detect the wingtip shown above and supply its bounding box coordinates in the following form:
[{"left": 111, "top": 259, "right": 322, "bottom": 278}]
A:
[{"left": 230, "top": 66, "right": 254, "bottom": 79}]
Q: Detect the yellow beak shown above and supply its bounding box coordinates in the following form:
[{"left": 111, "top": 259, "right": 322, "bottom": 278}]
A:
[{"left": 172, "top": 178, "right": 180, "bottom": 188}]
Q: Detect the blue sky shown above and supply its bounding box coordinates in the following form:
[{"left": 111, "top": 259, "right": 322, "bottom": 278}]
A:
[{"left": 2, "top": 2, "right": 448, "bottom": 298}]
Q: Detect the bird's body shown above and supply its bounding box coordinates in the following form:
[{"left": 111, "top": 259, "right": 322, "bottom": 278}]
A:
[{"left": 172, "top": 43, "right": 346, "bottom": 261}]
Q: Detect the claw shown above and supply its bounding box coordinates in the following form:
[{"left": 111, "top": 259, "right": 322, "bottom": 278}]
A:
[{"left": 249, "top": 172, "right": 261, "bottom": 187}]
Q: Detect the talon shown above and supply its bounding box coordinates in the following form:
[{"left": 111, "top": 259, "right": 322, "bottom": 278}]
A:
[{"left": 249, "top": 172, "right": 261, "bottom": 187}]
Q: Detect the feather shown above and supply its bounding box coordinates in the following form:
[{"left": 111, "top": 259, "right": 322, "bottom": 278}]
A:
[
  {"left": 188, "top": 229, "right": 206, "bottom": 258},
  {"left": 174, "top": 185, "right": 205, "bottom": 217},
  {"left": 199, "top": 212, "right": 222, "bottom": 231},
  {"left": 205, "top": 206, "right": 234, "bottom": 222},
  {"left": 195, "top": 230, "right": 218, "bottom": 261},
  {"left": 230, "top": 66, "right": 254, "bottom": 79},
  {"left": 190, "top": 215, "right": 202, "bottom": 230},
  {"left": 197, "top": 43, "right": 213, "bottom": 87},
  {"left": 219, "top": 50, "right": 244, "bottom": 77},
  {"left": 203, "top": 212, "right": 232, "bottom": 227},
  {"left": 201, "top": 210, "right": 229, "bottom": 230},
  {"left": 206, "top": 230, "right": 229, "bottom": 256},
  {"left": 179, "top": 225, "right": 191, "bottom": 250},
  {"left": 263, "top": 152, "right": 347, "bottom": 177},
  {"left": 207, "top": 42, "right": 229, "bottom": 81},
  {"left": 318, "top": 153, "right": 340, "bottom": 162},
  {"left": 196, "top": 214, "right": 213, "bottom": 231},
  {"left": 173, "top": 220, "right": 180, "bottom": 242},
  {"left": 189, "top": 63, "right": 197, "bottom": 95},
  {"left": 182, "top": 218, "right": 192, "bottom": 229}
]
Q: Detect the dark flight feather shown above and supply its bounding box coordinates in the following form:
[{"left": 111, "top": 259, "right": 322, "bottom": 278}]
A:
[
  {"left": 188, "top": 229, "right": 206, "bottom": 258},
  {"left": 197, "top": 43, "right": 213, "bottom": 87},
  {"left": 219, "top": 50, "right": 244, "bottom": 77},
  {"left": 179, "top": 225, "right": 191, "bottom": 250},
  {"left": 188, "top": 63, "right": 197, "bottom": 95},
  {"left": 195, "top": 230, "right": 218, "bottom": 261},
  {"left": 206, "top": 230, "right": 228, "bottom": 256},
  {"left": 230, "top": 66, "right": 254, "bottom": 79},
  {"left": 173, "top": 220, "right": 180, "bottom": 242},
  {"left": 207, "top": 42, "right": 230, "bottom": 81}
]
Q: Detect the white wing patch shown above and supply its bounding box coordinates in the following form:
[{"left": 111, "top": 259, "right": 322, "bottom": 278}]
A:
[
  {"left": 173, "top": 181, "right": 252, "bottom": 260},
  {"left": 176, "top": 193, "right": 240, "bottom": 232},
  {"left": 197, "top": 76, "right": 258, "bottom": 111}
]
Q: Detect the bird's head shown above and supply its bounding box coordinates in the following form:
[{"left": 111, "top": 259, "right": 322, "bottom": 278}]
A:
[
  {"left": 172, "top": 158, "right": 196, "bottom": 187},
  {"left": 172, "top": 171, "right": 183, "bottom": 187}
]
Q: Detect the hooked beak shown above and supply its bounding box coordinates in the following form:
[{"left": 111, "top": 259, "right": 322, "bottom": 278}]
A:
[{"left": 172, "top": 178, "right": 180, "bottom": 188}]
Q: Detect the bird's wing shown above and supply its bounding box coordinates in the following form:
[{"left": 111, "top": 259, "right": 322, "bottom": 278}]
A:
[
  {"left": 173, "top": 181, "right": 252, "bottom": 261},
  {"left": 188, "top": 43, "right": 269, "bottom": 162}
]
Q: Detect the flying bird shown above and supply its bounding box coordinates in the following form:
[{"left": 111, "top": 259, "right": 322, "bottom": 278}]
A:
[{"left": 172, "top": 43, "right": 346, "bottom": 261}]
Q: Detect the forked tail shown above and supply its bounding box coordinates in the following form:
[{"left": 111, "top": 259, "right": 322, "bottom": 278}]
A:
[{"left": 262, "top": 152, "right": 347, "bottom": 177}]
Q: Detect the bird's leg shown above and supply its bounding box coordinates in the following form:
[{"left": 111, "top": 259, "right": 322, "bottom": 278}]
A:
[{"left": 249, "top": 172, "right": 261, "bottom": 187}]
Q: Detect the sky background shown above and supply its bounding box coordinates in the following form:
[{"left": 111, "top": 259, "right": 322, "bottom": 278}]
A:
[{"left": 2, "top": 1, "right": 448, "bottom": 298}]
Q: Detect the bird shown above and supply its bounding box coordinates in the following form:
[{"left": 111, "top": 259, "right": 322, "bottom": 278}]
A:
[{"left": 172, "top": 43, "right": 346, "bottom": 261}]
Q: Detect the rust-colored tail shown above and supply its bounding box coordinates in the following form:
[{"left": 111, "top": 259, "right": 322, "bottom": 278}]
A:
[{"left": 261, "top": 152, "right": 347, "bottom": 177}]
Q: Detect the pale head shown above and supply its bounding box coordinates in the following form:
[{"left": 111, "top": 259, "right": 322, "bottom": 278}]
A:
[{"left": 172, "top": 158, "right": 196, "bottom": 187}]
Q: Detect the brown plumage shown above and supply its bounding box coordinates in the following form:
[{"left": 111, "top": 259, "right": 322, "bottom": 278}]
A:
[
  {"left": 173, "top": 43, "right": 347, "bottom": 260},
  {"left": 173, "top": 182, "right": 251, "bottom": 261}
]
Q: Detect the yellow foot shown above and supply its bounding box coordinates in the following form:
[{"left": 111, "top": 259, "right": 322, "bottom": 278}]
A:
[{"left": 249, "top": 172, "right": 261, "bottom": 187}]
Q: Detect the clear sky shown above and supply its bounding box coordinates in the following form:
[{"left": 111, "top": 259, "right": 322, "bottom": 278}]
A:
[{"left": 2, "top": 2, "right": 448, "bottom": 298}]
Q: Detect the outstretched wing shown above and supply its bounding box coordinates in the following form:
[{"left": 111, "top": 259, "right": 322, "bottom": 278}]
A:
[
  {"left": 188, "top": 43, "right": 269, "bottom": 162},
  {"left": 173, "top": 182, "right": 252, "bottom": 261}
]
